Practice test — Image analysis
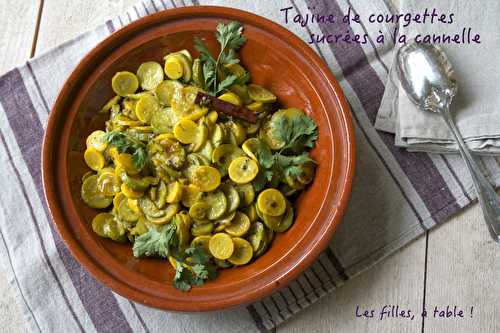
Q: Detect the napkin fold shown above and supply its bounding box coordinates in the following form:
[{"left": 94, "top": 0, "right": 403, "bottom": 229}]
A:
[
  {"left": 375, "top": 0, "right": 500, "bottom": 154},
  {"left": 2, "top": 0, "right": 500, "bottom": 332}
]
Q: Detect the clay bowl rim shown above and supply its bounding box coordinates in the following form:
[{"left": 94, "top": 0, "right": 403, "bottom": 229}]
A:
[{"left": 42, "top": 6, "right": 355, "bottom": 311}]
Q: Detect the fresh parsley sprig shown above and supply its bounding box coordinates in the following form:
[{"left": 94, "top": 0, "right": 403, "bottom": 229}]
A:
[
  {"left": 132, "top": 223, "right": 177, "bottom": 258},
  {"left": 251, "top": 110, "right": 319, "bottom": 190},
  {"left": 173, "top": 246, "right": 217, "bottom": 291},
  {"left": 194, "top": 21, "right": 247, "bottom": 96},
  {"left": 132, "top": 224, "right": 217, "bottom": 291},
  {"left": 104, "top": 131, "right": 148, "bottom": 170},
  {"left": 272, "top": 112, "right": 319, "bottom": 153}
]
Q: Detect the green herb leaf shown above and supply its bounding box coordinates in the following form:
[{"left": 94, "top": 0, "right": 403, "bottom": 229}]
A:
[
  {"left": 215, "top": 74, "right": 238, "bottom": 95},
  {"left": 194, "top": 37, "right": 216, "bottom": 64},
  {"left": 272, "top": 111, "right": 319, "bottom": 152},
  {"left": 132, "top": 223, "right": 177, "bottom": 258},
  {"left": 275, "top": 153, "right": 316, "bottom": 179},
  {"left": 215, "top": 21, "right": 246, "bottom": 51},
  {"left": 132, "top": 147, "right": 147, "bottom": 171},
  {"left": 219, "top": 48, "right": 240, "bottom": 66},
  {"left": 193, "top": 21, "right": 247, "bottom": 96},
  {"left": 104, "top": 131, "right": 148, "bottom": 170},
  {"left": 173, "top": 264, "right": 192, "bottom": 291},
  {"left": 185, "top": 246, "right": 210, "bottom": 265},
  {"left": 254, "top": 141, "right": 274, "bottom": 169},
  {"left": 171, "top": 245, "right": 218, "bottom": 291}
]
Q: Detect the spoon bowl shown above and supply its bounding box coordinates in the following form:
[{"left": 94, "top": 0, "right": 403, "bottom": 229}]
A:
[{"left": 397, "top": 43, "right": 457, "bottom": 112}]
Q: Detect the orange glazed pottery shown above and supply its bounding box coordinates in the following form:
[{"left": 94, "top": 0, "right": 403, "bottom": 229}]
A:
[{"left": 42, "top": 6, "right": 355, "bottom": 311}]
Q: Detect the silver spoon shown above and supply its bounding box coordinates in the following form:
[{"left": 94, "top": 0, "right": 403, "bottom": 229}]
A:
[{"left": 397, "top": 42, "right": 500, "bottom": 242}]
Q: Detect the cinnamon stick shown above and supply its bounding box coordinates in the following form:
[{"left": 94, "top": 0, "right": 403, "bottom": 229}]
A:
[{"left": 195, "top": 92, "right": 258, "bottom": 123}]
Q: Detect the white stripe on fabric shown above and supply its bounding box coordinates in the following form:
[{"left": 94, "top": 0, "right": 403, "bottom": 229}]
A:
[
  {"left": 0, "top": 208, "right": 41, "bottom": 332},
  {"left": 127, "top": 301, "right": 259, "bottom": 333},
  {"left": 0, "top": 113, "right": 95, "bottom": 332},
  {"left": 27, "top": 25, "right": 112, "bottom": 111}
]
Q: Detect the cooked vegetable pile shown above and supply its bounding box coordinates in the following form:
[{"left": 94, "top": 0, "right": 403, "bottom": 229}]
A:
[{"left": 81, "top": 21, "right": 319, "bottom": 291}]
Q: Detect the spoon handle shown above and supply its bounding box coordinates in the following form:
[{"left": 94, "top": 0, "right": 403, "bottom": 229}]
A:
[{"left": 440, "top": 106, "right": 500, "bottom": 242}]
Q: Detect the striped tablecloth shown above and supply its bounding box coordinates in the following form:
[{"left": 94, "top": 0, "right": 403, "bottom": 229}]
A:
[{"left": 1, "top": 0, "right": 498, "bottom": 332}]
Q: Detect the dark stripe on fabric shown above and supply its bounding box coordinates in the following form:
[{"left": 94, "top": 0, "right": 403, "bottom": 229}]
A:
[
  {"left": 302, "top": 271, "right": 324, "bottom": 297},
  {"left": 311, "top": 261, "right": 334, "bottom": 289},
  {"left": 316, "top": 255, "right": 337, "bottom": 287},
  {"left": 290, "top": 0, "right": 328, "bottom": 61},
  {"left": 160, "top": 0, "right": 168, "bottom": 10},
  {"left": 0, "top": 69, "right": 133, "bottom": 333},
  {"left": 284, "top": 285, "right": 304, "bottom": 309},
  {"left": 149, "top": 0, "right": 159, "bottom": 12},
  {"left": 133, "top": 5, "right": 141, "bottom": 18},
  {"left": 26, "top": 63, "right": 50, "bottom": 114},
  {"left": 325, "top": 247, "right": 349, "bottom": 280},
  {"left": 259, "top": 301, "right": 278, "bottom": 327},
  {"left": 441, "top": 155, "right": 472, "bottom": 202},
  {"left": 382, "top": 0, "right": 398, "bottom": 15},
  {"left": 261, "top": 299, "right": 283, "bottom": 325},
  {"left": 307, "top": 265, "right": 330, "bottom": 292},
  {"left": 294, "top": 0, "right": 424, "bottom": 227},
  {"left": 118, "top": 15, "right": 124, "bottom": 27},
  {"left": 276, "top": 290, "right": 298, "bottom": 314},
  {"left": 191, "top": 0, "right": 200, "bottom": 6},
  {"left": 129, "top": 301, "right": 150, "bottom": 333},
  {"left": 246, "top": 304, "right": 268, "bottom": 333},
  {"left": 346, "top": 0, "right": 389, "bottom": 72},
  {"left": 307, "top": 0, "right": 459, "bottom": 221},
  {"left": 290, "top": 281, "right": 310, "bottom": 307},
  {"left": 0, "top": 224, "right": 42, "bottom": 332},
  {"left": 127, "top": 11, "right": 133, "bottom": 24},
  {"left": 105, "top": 19, "right": 116, "bottom": 33},
  {"left": 170, "top": 0, "right": 177, "bottom": 8},
  {"left": 141, "top": 2, "right": 150, "bottom": 15},
  {"left": 179, "top": 0, "right": 187, "bottom": 7},
  {"left": 271, "top": 293, "right": 292, "bottom": 317},
  {"left": 0, "top": 91, "right": 84, "bottom": 333},
  {"left": 294, "top": 276, "right": 316, "bottom": 304}
]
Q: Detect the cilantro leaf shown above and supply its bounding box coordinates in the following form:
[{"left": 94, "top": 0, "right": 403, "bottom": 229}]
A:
[
  {"left": 193, "top": 21, "right": 247, "bottom": 96},
  {"left": 185, "top": 246, "right": 210, "bottom": 265},
  {"left": 173, "top": 264, "right": 192, "bottom": 291},
  {"left": 275, "top": 153, "right": 316, "bottom": 179},
  {"left": 215, "top": 74, "right": 238, "bottom": 95},
  {"left": 171, "top": 245, "right": 218, "bottom": 291},
  {"left": 132, "top": 147, "right": 147, "bottom": 171},
  {"left": 219, "top": 48, "right": 240, "bottom": 66},
  {"left": 202, "top": 61, "right": 216, "bottom": 91},
  {"left": 104, "top": 131, "right": 148, "bottom": 170},
  {"left": 254, "top": 141, "right": 274, "bottom": 169},
  {"left": 252, "top": 137, "right": 316, "bottom": 190},
  {"left": 215, "top": 21, "right": 246, "bottom": 51},
  {"left": 271, "top": 110, "right": 319, "bottom": 152},
  {"left": 194, "top": 37, "right": 216, "bottom": 64},
  {"left": 132, "top": 224, "right": 177, "bottom": 258}
]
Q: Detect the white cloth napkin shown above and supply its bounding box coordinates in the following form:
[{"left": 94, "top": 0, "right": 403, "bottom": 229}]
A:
[{"left": 375, "top": 0, "right": 500, "bottom": 154}]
